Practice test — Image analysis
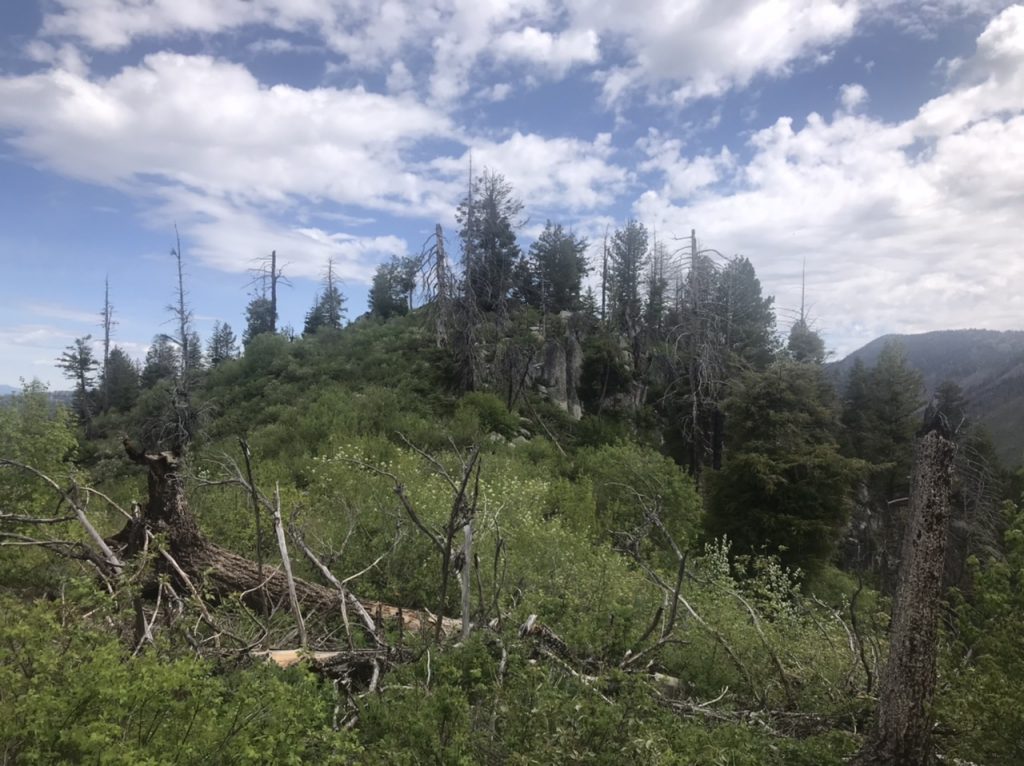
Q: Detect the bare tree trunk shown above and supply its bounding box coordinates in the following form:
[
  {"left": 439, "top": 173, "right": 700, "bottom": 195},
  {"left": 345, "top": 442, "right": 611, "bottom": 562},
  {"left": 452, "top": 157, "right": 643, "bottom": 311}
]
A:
[
  {"left": 854, "top": 423, "right": 956, "bottom": 766},
  {"left": 460, "top": 520, "right": 472, "bottom": 641},
  {"left": 101, "top": 275, "right": 114, "bottom": 411},
  {"left": 270, "top": 249, "right": 278, "bottom": 333},
  {"left": 271, "top": 482, "right": 307, "bottom": 648}
]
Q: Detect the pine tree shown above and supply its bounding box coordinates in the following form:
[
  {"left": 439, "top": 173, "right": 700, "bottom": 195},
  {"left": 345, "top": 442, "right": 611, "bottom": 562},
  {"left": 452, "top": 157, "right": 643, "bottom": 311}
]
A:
[
  {"left": 864, "top": 342, "right": 924, "bottom": 498},
  {"left": 56, "top": 336, "right": 98, "bottom": 423},
  {"left": 304, "top": 259, "right": 346, "bottom": 334},
  {"left": 706, "top": 361, "right": 864, "bottom": 576},
  {"left": 369, "top": 256, "right": 414, "bottom": 319},
  {"left": 529, "top": 221, "right": 589, "bottom": 314},
  {"left": 102, "top": 346, "right": 139, "bottom": 412},
  {"left": 715, "top": 256, "right": 777, "bottom": 370},
  {"left": 456, "top": 168, "right": 523, "bottom": 313},
  {"left": 141, "top": 335, "right": 179, "bottom": 388},
  {"left": 644, "top": 240, "right": 669, "bottom": 332},
  {"left": 840, "top": 357, "right": 873, "bottom": 458},
  {"left": 243, "top": 296, "right": 276, "bottom": 347},
  {"left": 207, "top": 322, "right": 239, "bottom": 366},
  {"left": 787, "top": 319, "right": 826, "bottom": 364},
  {"left": 607, "top": 220, "right": 648, "bottom": 334}
]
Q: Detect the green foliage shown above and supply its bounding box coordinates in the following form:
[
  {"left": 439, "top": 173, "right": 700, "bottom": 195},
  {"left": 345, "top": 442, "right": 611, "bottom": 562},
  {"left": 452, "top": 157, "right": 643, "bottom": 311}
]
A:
[
  {"left": 938, "top": 501, "right": 1024, "bottom": 765},
  {"left": 527, "top": 220, "right": 590, "bottom": 313},
  {"left": 304, "top": 260, "right": 346, "bottom": 334},
  {"left": 102, "top": 345, "right": 140, "bottom": 412},
  {"left": 578, "top": 442, "right": 702, "bottom": 550},
  {"left": 140, "top": 334, "right": 179, "bottom": 388},
  {"left": 716, "top": 256, "right": 778, "bottom": 370},
  {"left": 369, "top": 254, "right": 417, "bottom": 319},
  {"left": 608, "top": 220, "right": 648, "bottom": 334},
  {"left": 453, "top": 391, "right": 519, "bottom": 440},
  {"left": 457, "top": 169, "right": 524, "bottom": 313},
  {"left": 242, "top": 295, "right": 276, "bottom": 346},
  {"left": 56, "top": 335, "right": 99, "bottom": 422},
  {"left": 0, "top": 591, "right": 359, "bottom": 765},
  {"left": 207, "top": 320, "right": 239, "bottom": 366},
  {"left": 841, "top": 340, "right": 923, "bottom": 498},
  {"left": 707, "top": 362, "right": 865, "bottom": 577},
  {"left": 787, "top": 319, "right": 826, "bottom": 364}
]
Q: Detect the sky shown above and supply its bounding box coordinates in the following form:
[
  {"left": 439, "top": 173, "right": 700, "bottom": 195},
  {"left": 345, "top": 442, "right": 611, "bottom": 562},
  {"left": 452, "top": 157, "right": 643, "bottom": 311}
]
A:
[{"left": 1, "top": 0, "right": 1022, "bottom": 388}]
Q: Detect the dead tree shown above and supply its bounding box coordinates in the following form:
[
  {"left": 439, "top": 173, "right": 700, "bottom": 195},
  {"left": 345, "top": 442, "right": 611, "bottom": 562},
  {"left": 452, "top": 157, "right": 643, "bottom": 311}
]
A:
[
  {"left": 247, "top": 249, "right": 290, "bottom": 334},
  {"left": 100, "top": 276, "right": 116, "bottom": 411},
  {"left": 344, "top": 442, "right": 481, "bottom": 642},
  {"left": 854, "top": 414, "right": 957, "bottom": 766},
  {"left": 115, "top": 439, "right": 460, "bottom": 638}
]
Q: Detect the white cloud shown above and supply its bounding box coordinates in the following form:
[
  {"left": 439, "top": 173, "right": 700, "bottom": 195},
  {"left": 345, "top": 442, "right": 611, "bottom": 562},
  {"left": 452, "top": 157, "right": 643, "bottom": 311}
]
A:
[
  {"left": 839, "top": 82, "right": 869, "bottom": 111},
  {"left": 493, "top": 26, "right": 599, "bottom": 74},
  {"left": 0, "top": 53, "right": 458, "bottom": 277},
  {"left": 575, "top": 0, "right": 860, "bottom": 105},
  {"left": 637, "top": 130, "right": 736, "bottom": 200},
  {"left": 0, "top": 51, "right": 631, "bottom": 278},
  {"left": 634, "top": 5, "right": 1024, "bottom": 354},
  {"left": 431, "top": 131, "right": 629, "bottom": 212},
  {"left": 0, "top": 53, "right": 454, "bottom": 212},
  {"left": 38, "top": 0, "right": 1000, "bottom": 108}
]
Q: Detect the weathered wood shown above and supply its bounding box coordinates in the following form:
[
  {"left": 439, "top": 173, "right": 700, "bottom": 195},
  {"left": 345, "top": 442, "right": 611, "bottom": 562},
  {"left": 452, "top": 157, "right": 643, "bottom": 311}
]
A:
[
  {"left": 854, "top": 424, "right": 956, "bottom": 766},
  {"left": 271, "top": 482, "right": 307, "bottom": 648},
  {"left": 117, "top": 440, "right": 460, "bottom": 638},
  {"left": 460, "top": 520, "right": 472, "bottom": 641}
]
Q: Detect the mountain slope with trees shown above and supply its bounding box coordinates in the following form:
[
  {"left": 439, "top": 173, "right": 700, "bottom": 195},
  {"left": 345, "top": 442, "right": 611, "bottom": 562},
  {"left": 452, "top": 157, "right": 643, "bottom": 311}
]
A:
[
  {"left": 832, "top": 329, "right": 1024, "bottom": 464},
  {"left": 2, "top": 172, "right": 1023, "bottom": 764}
]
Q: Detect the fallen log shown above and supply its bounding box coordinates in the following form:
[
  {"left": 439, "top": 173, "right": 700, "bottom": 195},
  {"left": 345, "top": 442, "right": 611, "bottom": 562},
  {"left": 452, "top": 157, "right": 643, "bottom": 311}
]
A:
[{"left": 117, "top": 439, "right": 460, "bottom": 638}]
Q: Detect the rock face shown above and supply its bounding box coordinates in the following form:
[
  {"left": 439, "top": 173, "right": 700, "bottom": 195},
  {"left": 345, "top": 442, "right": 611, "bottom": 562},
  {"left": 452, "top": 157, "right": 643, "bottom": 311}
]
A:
[
  {"left": 566, "top": 334, "right": 583, "bottom": 420},
  {"left": 534, "top": 334, "right": 583, "bottom": 420}
]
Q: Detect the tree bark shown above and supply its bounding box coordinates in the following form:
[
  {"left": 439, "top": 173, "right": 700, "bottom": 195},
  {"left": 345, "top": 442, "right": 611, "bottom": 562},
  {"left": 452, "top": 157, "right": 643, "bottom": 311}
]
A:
[{"left": 854, "top": 424, "right": 956, "bottom": 766}]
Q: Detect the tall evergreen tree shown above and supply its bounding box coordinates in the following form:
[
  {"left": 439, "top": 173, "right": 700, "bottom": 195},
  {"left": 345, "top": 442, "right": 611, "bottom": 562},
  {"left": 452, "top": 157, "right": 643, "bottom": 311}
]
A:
[
  {"left": 207, "top": 321, "right": 239, "bottom": 366},
  {"left": 863, "top": 342, "right": 924, "bottom": 498},
  {"left": 715, "top": 256, "right": 777, "bottom": 370},
  {"left": 456, "top": 168, "right": 523, "bottom": 313},
  {"left": 840, "top": 357, "right": 873, "bottom": 458},
  {"left": 644, "top": 240, "right": 669, "bottom": 332},
  {"left": 243, "top": 296, "right": 276, "bottom": 347},
  {"left": 787, "top": 319, "right": 826, "bottom": 364},
  {"left": 184, "top": 330, "right": 204, "bottom": 373},
  {"left": 369, "top": 255, "right": 416, "bottom": 319},
  {"left": 141, "top": 335, "right": 179, "bottom": 388},
  {"left": 303, "top": 258, "right": 346, "bottom": 334},
  {"left": 607, "top": 220, "right": 648, "bottom": 334},
  {"left": 706, "top": 361, "right": 864, "bottom": 576},
  {"left": 56, "top": 336, "right": 98, "bottom": 424},
  {"left": 102, "top": 346, "right": 139, "bottom": 412},
  {"left": 529, "top": 221, "right": 589, "bottom": 314}
]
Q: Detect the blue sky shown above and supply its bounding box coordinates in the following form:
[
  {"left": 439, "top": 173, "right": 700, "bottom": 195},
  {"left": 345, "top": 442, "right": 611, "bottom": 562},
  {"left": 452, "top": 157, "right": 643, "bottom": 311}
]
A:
[{"left": 1, "top": 0, "right": 1022, "bottom": 388}]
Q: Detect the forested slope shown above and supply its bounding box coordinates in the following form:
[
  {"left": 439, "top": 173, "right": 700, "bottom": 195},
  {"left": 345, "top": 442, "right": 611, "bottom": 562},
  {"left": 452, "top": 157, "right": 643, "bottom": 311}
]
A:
[
  {"left": 3, "top": 187, "right": 1024, "bottom": 763},
  {"left": 833, "top": 329, "right": 1024, "bottom": 465}
]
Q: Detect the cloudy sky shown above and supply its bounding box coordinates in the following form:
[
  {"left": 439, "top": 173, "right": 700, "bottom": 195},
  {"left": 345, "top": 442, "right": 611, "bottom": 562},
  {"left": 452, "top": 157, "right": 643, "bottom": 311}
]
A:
[{"left": 1, "top": 0, "right": 1022, "bottom": 387}]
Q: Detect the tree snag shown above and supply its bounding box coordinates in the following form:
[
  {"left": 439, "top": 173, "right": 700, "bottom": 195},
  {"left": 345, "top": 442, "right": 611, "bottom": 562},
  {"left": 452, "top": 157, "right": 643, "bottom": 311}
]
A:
[{"left": 854, "top": 415, "right": 956, "bottom": 766}]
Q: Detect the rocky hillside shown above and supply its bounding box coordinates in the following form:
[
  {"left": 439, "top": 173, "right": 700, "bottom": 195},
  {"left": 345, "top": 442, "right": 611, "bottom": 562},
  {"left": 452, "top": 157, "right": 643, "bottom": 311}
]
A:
[{"left": 832, "top": 329, "right": 1024, "bottom": 465}]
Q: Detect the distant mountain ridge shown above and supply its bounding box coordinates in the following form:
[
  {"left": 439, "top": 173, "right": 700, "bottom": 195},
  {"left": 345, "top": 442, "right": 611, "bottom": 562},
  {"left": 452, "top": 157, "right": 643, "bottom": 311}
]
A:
[{"left": 832, "top": 329, "right": 1024, "bottom": 465}]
